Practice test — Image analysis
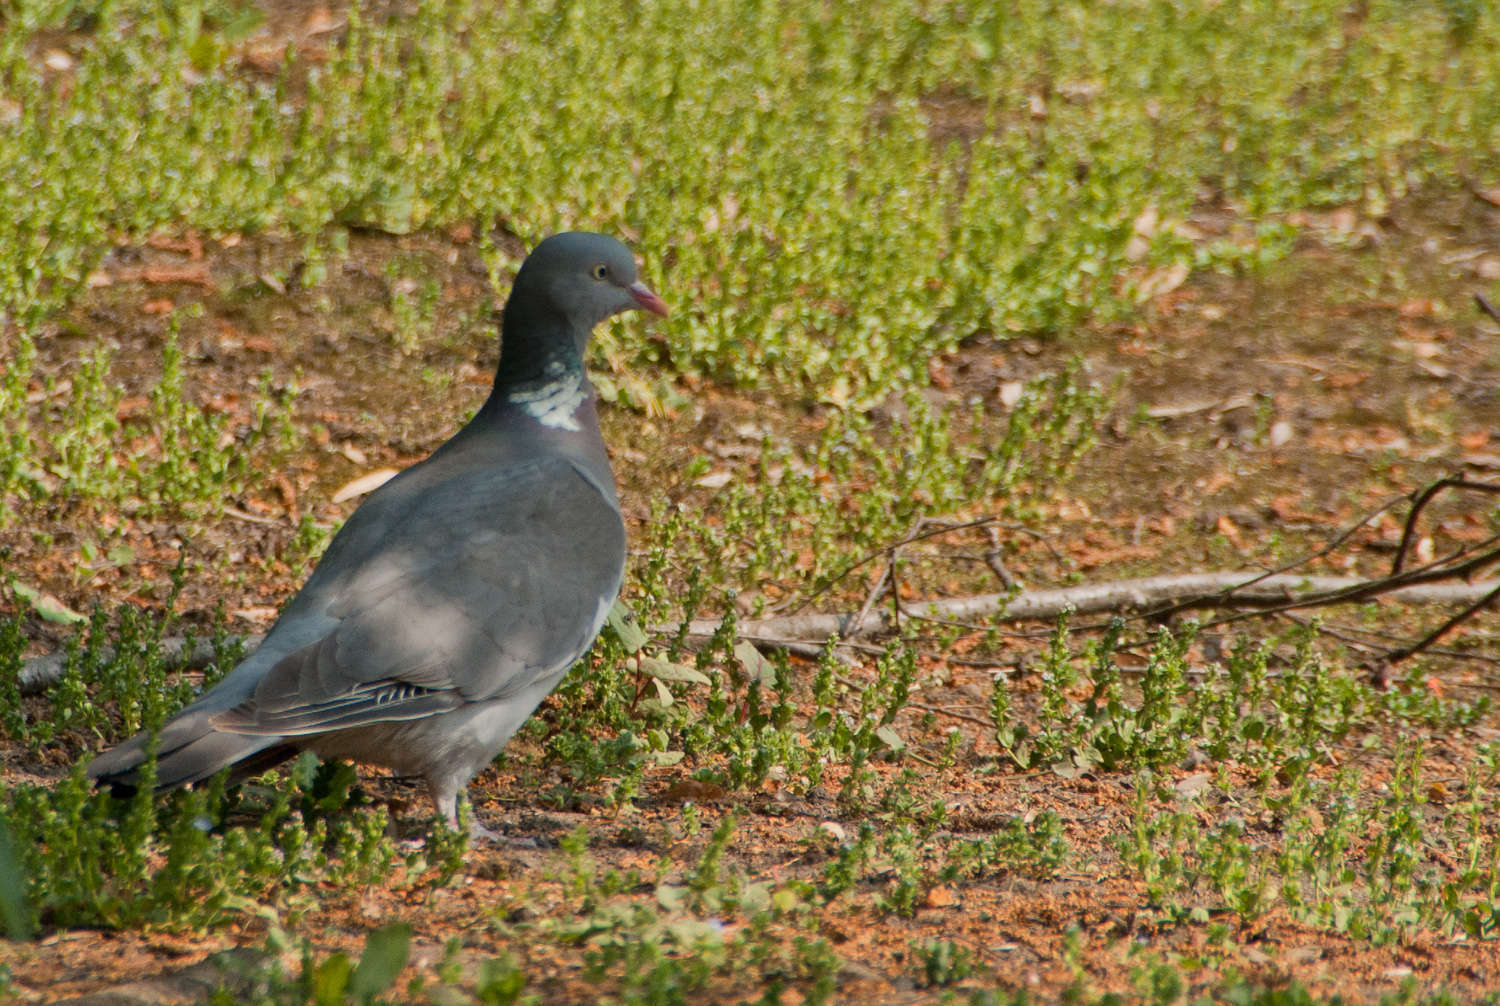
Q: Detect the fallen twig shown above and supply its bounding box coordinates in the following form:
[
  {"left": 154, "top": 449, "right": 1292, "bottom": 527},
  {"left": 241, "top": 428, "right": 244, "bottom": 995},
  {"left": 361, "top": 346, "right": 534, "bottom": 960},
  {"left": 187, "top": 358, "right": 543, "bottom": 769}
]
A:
[
  {"left": 1477, "top": 291, "right": 1500, "bottom": 325},
  {"left": 786, "top": 515, "right": 1005, "bottom": 617},
  {"left": 1144, "top": 490, "right": 1408, "bottom": 623},
  {"left": 677, "top": 571, "right": 1500, "bottom": 647},
  {"left": 846, "top": 562, "right": 891, "bottom": 639},
  {"left": 1391, "top": 475, "right": 1500, "bottom": 574},
  {"left": 1278, "top": 612, "right": 1500, "bottom": 666},
  {"left": 906, "top": 700, "right": 993, "bottom": 729},
  {"left": 22, "top": 492, "right": 1500, "bottom": 696},
  {"left": 1199, "top": 536, "right": 1500, "bottom": 632},
  {"left": 1367, "top": 580, "right": 1500, "bottom": 683},
  {"left": 19, "top": 634, "right": 264, "bottom": 697}
]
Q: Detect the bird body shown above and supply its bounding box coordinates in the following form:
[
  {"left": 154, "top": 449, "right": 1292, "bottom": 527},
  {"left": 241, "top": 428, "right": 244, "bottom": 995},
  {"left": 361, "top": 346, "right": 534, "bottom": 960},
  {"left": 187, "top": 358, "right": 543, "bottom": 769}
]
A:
[{"left": 88, "top": 232, "right": 666, "bottom": 827}]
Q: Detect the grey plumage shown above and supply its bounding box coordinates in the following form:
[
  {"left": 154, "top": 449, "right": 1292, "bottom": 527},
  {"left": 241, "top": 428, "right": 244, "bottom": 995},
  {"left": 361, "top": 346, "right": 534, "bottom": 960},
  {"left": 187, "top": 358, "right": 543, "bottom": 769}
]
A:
[{"left": 88, "top": 232, "right": 667, "bottom": 828}]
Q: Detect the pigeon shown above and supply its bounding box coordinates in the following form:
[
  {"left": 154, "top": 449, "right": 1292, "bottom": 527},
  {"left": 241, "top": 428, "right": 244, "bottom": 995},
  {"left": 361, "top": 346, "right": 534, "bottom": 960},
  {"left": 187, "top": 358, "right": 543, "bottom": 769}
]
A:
[{"left": 88, "top": 231, "right": 668, "bottom": 831}]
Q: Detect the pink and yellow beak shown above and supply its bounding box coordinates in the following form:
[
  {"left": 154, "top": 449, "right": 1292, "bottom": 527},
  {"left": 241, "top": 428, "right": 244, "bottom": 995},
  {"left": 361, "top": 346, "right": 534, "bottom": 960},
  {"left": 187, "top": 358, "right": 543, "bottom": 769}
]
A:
[{"left": 628, "top": 280, "right": 669, "bottom": 317}]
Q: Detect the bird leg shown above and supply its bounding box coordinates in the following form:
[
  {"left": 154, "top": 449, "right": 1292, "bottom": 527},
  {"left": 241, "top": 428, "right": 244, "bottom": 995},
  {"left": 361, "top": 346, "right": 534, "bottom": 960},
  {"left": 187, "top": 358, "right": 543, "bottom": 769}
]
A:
[{"left": 431, "top": 783, "right": 506, "bottom": 843}]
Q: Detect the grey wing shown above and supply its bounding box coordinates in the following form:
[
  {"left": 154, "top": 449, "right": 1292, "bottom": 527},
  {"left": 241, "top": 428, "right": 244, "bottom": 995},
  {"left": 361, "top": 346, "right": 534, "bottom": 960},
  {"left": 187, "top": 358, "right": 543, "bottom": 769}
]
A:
[{"left": 212, "top": 457, "right": 625, "bottom": 737}]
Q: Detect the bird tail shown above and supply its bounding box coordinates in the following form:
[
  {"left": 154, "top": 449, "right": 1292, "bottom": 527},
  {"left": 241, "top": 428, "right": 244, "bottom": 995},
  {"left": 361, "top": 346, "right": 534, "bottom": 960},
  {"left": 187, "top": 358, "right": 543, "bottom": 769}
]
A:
[{"left": 87, "top": 709, "right": 297, "bottom": 792}]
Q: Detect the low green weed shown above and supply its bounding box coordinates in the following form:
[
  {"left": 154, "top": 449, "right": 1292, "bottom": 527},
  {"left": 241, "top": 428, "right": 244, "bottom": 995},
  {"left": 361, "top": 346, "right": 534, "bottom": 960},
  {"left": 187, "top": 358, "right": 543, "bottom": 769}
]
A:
[
  {"left": 991, "top": 621, "right": 1488, "bottom": 782},
  {"left": 992, "top": 618, "right": 1197, "bottom": 775},
  {"left": 912, "top": 938, "right": 976, "bottom": 988},
  {"left": 810, "top": 806, "right": 1066, "bottom": 917},
  {"left": 520, "top": 824, "right": 839, "bottom": 1005},
  {"left": 1121, "top": 742, "right": 1500, "bottom": 944},
  {"left": 2, "top": 758, "right": 397, "bottom": 931},
  {"left": 142, "top": 323, "right": 299, "bottom": 512},
  {"left": 2, "top": 574, "right": 243, "bottom": 755},
  {"left": 2, "top": 324, "right": 297, "bottom": 524},
  {"left": 209, "top": 922, "right": 418, "bottom": 1006},
  {"left": 542, "top": 593, "right": 934, "bottom": 812},
  {"left": 662, "top": 368, "right": 1106, "bottom": 611},
  {"left": 383, "top": 261, "right": 443, "bottom": 355}
]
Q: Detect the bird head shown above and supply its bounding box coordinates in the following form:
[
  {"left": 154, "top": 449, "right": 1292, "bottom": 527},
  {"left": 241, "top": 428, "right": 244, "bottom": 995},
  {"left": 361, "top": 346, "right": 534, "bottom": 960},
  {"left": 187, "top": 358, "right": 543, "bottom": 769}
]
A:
[{"left": 514, "top": 232, "right": 668, "bottom": 335}]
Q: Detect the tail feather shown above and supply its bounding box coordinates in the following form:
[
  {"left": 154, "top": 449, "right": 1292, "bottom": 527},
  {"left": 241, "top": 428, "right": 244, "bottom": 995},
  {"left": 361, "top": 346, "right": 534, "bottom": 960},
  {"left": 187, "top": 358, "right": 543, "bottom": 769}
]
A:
[{"left": 87, "top": 709, "right": 296, "bottom": 791}]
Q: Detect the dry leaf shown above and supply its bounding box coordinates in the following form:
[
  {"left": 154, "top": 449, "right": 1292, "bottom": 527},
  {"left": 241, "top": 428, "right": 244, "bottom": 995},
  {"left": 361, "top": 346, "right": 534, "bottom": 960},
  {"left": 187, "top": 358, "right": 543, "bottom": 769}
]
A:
[
  {"left": 146, "top": 232, "right": 205, "bottom": 260},
  {"left": 1215, "top": 514, "right": 1245, "bottom": 548},
  {"left": 817, "top": 821, "right": 847, "bottom": 842},
  {"left": 927, "top": 357, "right": 953, "bottom": 390},
  {"left": 1139, "top": 262, "right": 1190, "bottom": 300},
  {"left": 113, "top": 264, "right": 215, "bottom": 288},
  {"left": 662, "top": 780, "right": 726, "bottom": 804},
  {"left": 924, "top": 886, "right": 958, "bottom": 909},
  {"left": 1174, "top": 772, "right": 1212, "bottom": 797},
  {"left": 332, "top": 468, "right": 399, "bottom": 503},
  {"left": 1460, "top": 430, "right": 1491, "bottom": 450},
  {"left": 305, "top": 6, "right": 340, "bottom": 34}
]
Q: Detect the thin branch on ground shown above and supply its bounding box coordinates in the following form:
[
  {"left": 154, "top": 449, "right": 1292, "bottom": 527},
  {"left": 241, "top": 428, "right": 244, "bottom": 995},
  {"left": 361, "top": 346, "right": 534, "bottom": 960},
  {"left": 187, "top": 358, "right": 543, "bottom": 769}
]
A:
[
  {"left": 1391, "top": 475, "right": 1500, "bottom": 574},
  {"left": 904, "top": 700, "right": 993, "bottom": 729},
  {"left": 1200, "top": 535, "right": 1500, "bottom": 631},
  {"left": 21, "top": 480, "right": 1500, "bottom": 694},
  {"left": 1477, "top": 291, "right": 1500, "bottom": 324},
  {"left": 1366, "top": 580, "right": 1500, "bottom": 684},
  {"left": 786, "top": 514, "right": 1004, "bottom": 616},
  {"left": 845, "top": 562, "right": 892, "bottom": 639},
  {"left": 673, "top": 572, "right": 1500, "bottom": 648},
  {"left": 22, "top": 571, "right": 1498, "bottom": 695},
  {"left": 19, "top": 633, "right": 266, "bottom": 696},
  {"left": 1276, "top": 612, "right": 1500, "bottom": 666},
  {"left": 983, "top": 523, "right": 1016, "bottom": 589},
  {"left": 1141, "top": 490, "right": 1409, "bottom": 623}
]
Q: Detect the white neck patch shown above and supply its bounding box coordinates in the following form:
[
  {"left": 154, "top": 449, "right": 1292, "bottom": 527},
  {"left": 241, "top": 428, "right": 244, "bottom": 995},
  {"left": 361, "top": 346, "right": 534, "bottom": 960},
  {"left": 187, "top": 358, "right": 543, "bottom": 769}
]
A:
[{"left": 509, "top": 365, "right": 586, "bottom": 431}]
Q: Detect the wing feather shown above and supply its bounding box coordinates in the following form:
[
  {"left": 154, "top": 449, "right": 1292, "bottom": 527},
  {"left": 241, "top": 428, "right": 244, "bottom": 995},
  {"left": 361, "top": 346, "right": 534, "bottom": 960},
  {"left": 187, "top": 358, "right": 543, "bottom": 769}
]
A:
[{"left": 213, "top": 456, "right": 624, "bottom": 737}]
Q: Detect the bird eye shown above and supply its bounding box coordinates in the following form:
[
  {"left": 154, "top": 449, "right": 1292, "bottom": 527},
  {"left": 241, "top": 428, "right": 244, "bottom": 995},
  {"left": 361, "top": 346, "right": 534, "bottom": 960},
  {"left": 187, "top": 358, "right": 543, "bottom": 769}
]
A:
[{"left": 592, "top": 264, "right": 608, "bottom": 280}]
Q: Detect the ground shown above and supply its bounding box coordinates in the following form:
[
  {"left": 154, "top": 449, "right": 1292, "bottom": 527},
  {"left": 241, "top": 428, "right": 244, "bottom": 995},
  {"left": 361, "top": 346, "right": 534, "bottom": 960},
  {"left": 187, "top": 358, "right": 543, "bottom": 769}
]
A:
[{"left": 2, "top": 185, "right": 1498, "bottom": 1004}]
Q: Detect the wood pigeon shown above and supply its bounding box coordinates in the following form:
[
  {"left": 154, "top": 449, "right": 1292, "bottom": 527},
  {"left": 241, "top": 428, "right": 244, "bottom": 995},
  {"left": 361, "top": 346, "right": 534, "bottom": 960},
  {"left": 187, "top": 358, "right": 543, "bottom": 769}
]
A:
[{"left": 88, "top": 232, "right": 667, "bottom": 831}]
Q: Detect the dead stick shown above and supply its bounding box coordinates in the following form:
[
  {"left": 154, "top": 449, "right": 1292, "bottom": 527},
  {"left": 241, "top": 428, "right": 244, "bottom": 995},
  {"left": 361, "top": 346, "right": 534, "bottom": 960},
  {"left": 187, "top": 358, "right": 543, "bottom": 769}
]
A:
[
  {"left": 907, "top": 700, "right": 993, "bottom": 729},
  {"left": 786, "top": 515, "right": 1003, "bottom": 617},
  {"left": 845, "top": 562, "right": 892, "bottom": 639},
  {"left": 1373, "top": 580, "right": 1500, "bottom": 671},
  {"left": 677, "top": 572, "right": 1500, "bottom": 645},
  {"left": 18, "top": 634, "right": 265, "bottom": 697},
  {"left": 1202, "top": 543, "right": 1500, "bottom": 631},
  {"left": 1477, "top": 292, "right": 1500, "bottom": 324},
  {"left": 1145, "top": 492, "right": 1407, "bottom": 623},
  {"left": 1392, "top": 476, "right": 1500, "bottom": 575}
]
